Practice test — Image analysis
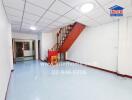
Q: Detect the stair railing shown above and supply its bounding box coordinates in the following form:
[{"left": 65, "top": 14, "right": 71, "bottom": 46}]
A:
[
  {"left": 51, "top": 23, "right": 75, "bottom": 51},
  {"left": 57, "top": 23, "right": 75, "bottom": 47}
]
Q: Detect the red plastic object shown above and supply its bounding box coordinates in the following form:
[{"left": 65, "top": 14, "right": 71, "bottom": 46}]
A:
[{"left": 48, "top": 50, "right": 58, "bottom": 63}]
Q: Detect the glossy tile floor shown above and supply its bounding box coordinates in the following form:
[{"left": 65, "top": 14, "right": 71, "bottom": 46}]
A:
[{"left": 7, "top": 60, "right": 132, "bottom": 100}]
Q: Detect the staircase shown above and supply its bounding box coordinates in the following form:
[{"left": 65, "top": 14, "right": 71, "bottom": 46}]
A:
[
  {"left": 59, "top": 22, "right": 85, "bottom": 52},
  {"left": 48, "top": 22, "right": 85, "bottom": 63}
]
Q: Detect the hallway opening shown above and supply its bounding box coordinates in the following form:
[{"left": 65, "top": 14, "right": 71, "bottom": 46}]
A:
[{"left": 12, "top": 39, "right": 36, "bottom": 62}]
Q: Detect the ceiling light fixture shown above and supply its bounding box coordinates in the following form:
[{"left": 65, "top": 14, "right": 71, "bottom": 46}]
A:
[
  {"left": 30, "top": 26, "right": 36, "bottom": 30},
  {"left": 80, "top": 3, "right": 94, "bottom": 13}
]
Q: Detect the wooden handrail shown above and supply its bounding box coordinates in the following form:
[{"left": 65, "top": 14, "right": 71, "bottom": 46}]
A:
[
  {"left": 51, "top": 43, "right": 61, "bottom": 51},
  {"left": 50, "top": 22, "right": 76, "bottom": 51}
]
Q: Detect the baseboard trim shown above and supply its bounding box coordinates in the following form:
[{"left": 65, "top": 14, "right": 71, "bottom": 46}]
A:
[
  {"left": 5, "top": 70, "right": 13, "bottom": 100},
  {"left": 11, "top": 69, "right": 14, "bottom": 72},
  {"left": 40, "top": 59, "right": 47, "bottom": 62},
  {"left": 40, "top": 59, "right": 44, "bottom": 62},
  {"left": 66, "top": 60, "right": 132, "bottom": 79}
]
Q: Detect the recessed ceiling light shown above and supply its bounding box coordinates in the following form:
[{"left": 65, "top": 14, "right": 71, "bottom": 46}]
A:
[
  {"left": 30, "top": 26, "right": 36, "bottom": 30},
  {"left": 80, "top": 3, "right": 94, "bottom": 13}
]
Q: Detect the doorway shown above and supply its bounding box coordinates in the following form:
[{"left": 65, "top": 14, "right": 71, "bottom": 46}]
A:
[
  {"left": 38, "top": 40, "right": 41, "bottom": 60},
  {"left": 16, "top": 42, "right": 24, "bottom": 57},
  {"left": 60, "top": 52, "right": 66, "bottom": 61},
  {"left": 13, "top": 39, "right": 36, "bottom": 62},
  {"left": 32, "top": 40, "right": 36, "bottom": 60}
]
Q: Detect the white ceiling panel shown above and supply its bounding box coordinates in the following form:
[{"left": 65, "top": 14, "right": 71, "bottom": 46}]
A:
[
  {"left": 21, "top": 27, "right": 40, "bottom": 33},
  {"left": 111, "top": 0, "right": 131, "bottom": 7},
  {"left": 22, "top": 23, "right": 31, "bottom": 28},
  {"left": 25, "top": 3, "right": 45, "bottom": 17},
  {"left": 41, "top": 11, "right": 60, "bottom": 21},
  {"left": 94, "top": 14, "right": 113, "bottom": 25},
  {"left": 23, "top": 17, "right": 36, "bottom": 25},
  {"left": 57, "top": 17, "right": 74, "bottom": 24},
  {"left": 21, "top": 25, "right": 30, "bottom": 30},
  {"left": 64, "top": 9, "right": 82, "bottom": 20},
  {"left": 27, "top": 0, "right": 55, "bottom": 9},
  {"left": 12, "top": 28, "right": 20, "bottom": 33},
  {"left": 37, "top": 20, "right": 53, "bottom": 27},
  {"left": 7, "top": 13, "right": 22, "bottom": 19},
  {"left": 20, "top": 28, "right": 31, "bottom": 33},
  {"left": 11, "top": 25, "right": 20, "bottom": 32},
  {"left": 86, "top": 7, "right": 107, "bottom": 19},
  {"left": 47, "top": 25, "right": 58, "bottom": 29},
  {"left": 75, "top": 0, "right": 101, "bottom": 12},
  {"left": 9, "top": 20, "right": 21, "bottom": 25},
  {"left": 12, "top": 24, "right": 20, "bottom": 28},
  {"left": 43, "top": 27, "right": 58, "bottom": 33},
  {"left": 43, "top": 27, "right": 52, "bottom": 30},
  {"left": 49, "top": 0, "right": 72, "bottom": 15},
  {"left": 59, "top": 0, "right": 96, "bottom": 8},
  {"left": 5, "top": 7, "right": 22, "bottom": 17},
  {"left": 51, "top": 21, "right": 64, "bottom": 27},
  {"left": 3, "top": 0, "right": 24, "bottom": 10},
  {"left": 39, "top": 17, "right": 54, "bottom": 24},
  {"left": 24, "top": 13, "right": 39, "bottom": 22},
  {"left": 37, "top": 23, "right": 50, "bottom": 28},
  {"left": 42, "top": 27, "right": 52, "bottom": 32},
  {"left": 124, "top": 6, "right": 132, "bottom": 17},
  {"left": 12, "top": 23, "right": 20, "bottom": 26},
  {"left": 8, "top": 15, "right": 21, "bottom": 22},
  {"left": 37, "top": 18, "right": 55, "bottom": 27},
  {"left": 23, "top": 16, "right": 36, "bottom": 22},
  {"left": 77, "top": 15, "right": 99, "bottom": 26},
  {"left": 96, "top": 0, "right": 115, "bottom": 6},
  {"left": 11, "top": 25, "right": 20, "bottom": 29}
]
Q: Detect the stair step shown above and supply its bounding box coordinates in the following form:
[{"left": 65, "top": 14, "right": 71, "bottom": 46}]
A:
[{"left": 59, "top": 22, "right": 86, "bottom": 52}]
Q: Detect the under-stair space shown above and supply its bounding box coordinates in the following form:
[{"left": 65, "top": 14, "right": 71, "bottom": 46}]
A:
[
  {"left": 59, "top": 22, "right": 86, "bottom": 53},
  {"left": 48, "top": 22, "right": 85, "bottom": 64}
]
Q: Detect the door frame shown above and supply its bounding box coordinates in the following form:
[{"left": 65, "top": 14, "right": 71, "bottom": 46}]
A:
[
  {"left": 60, "top": 52, "right": 66, "bottom": 61},
  {"left": 12, "top": 38, "right": 37, "bottom": 63},
  {"left": 38, "top": 40, "right": 41, "bottom": 60}
]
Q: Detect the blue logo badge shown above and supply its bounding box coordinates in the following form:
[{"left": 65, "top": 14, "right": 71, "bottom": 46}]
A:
[{"left": 109, "top": 5, "right": 124, "bottom": 17}]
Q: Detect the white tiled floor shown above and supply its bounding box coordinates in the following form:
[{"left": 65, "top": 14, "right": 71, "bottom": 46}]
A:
[{"left": 7, "top": 60, "right": 132, "bottom": 100}]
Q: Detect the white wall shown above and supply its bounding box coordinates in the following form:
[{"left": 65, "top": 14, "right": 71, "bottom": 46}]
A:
[
  {"left": 40, "top": 32, "right": 56, "bottom": 60},
  {"left": 12, "top": 32, "right": 38, "bottom": 40},
  {"left": 0, "top": 1, "right": 13, "bottom": 100},
  {"left": 118, "top": 17, "right": 132, "bottom": 76},
  {"left": 67, "top": 21, "right": 119, "bottom": 72},
  {"left": 12, "top": 33, "right": 39, "bottom": 59},
  {"left": 8, "top": 25, "right": 14, "bottom": 70},
  {"left": 67, "top": 17, "right": 132, "bottom": 76}
]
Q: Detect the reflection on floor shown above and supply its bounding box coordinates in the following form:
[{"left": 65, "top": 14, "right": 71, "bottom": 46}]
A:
[
  {"left": 16, "top": 57, "right": 33, "bottom": 62},
  {"left": 7, "top": 60, "right": 132, "bottom": 100}
]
